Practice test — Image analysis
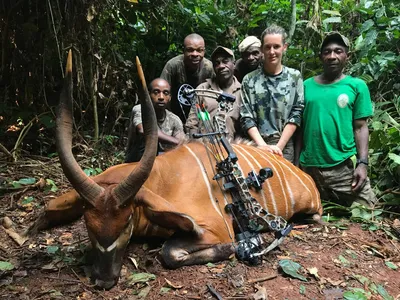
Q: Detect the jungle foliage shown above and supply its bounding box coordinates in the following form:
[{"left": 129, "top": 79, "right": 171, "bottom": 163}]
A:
[{"left": 0, "top": 0, "right": 399, "bottom": 203}]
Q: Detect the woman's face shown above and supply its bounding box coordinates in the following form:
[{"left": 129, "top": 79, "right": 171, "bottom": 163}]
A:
[{"left": 261, "top": 34, "right": 287, "bottom": 68}]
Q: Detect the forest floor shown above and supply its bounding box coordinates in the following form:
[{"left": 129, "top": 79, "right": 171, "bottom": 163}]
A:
[{"left": 0, "top": 155, "right": 400, "bottom": 300}]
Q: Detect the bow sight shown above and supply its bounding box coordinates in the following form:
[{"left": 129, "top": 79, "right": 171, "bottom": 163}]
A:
[{"left": 178, "top": 83, "right": 293, "bottom": 264}]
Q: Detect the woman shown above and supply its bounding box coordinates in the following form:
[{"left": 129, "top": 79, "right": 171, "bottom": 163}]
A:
[{"left": 240, "top": 25, "right": 304, "bottom": 164}]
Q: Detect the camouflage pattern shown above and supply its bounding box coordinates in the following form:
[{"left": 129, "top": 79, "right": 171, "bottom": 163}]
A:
[
  {"left": 160, "top": 54, "right": 214, "bottom": 123},
  {"left": 234, "top": 58, "right": 261, "bottom": 83},
  {"left": 303, "top": 158, "right": 377, "bottom": 207},
  {"left": 131, "top": 104, "right": 184, "bottom": 151},
  {"left": 185, "top": 77, "right": 242, "bottom": 140},
  {"left": 240, "top": 66, "right": 304, "bottom": 138}
]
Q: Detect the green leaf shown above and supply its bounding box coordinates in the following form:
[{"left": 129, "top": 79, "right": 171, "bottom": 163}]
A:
[
  {"left": 137, "top": 285, "right": 152, "bottom": 298},
  {"left": 375, "top": 6, "right": 385, "bottom": 18},
  {"left": 338, "top": 255, "right": 350, "bottom": 266},
  {"left": 160, "top": 287, "right": 171, "bottom": 294},
  {"left": 46, "top": 246, "right": 59, "bottom": 254},
  {"left": 322, "top": 10, "right": 341, "bottom": 16},
  {"left": 323, "top": 16, "right": 341, "bottom": 24},
  {"left": 352, "top": 274, "right": 370, "bottom": 285},
  {"left": 128, "top": 272, "right": 156, "bottom": 285},
  {"left": 388, "top": 153, "right": 400, "bottom": 165},
  {"left": 377, "top": 285, "right": 394, "bottom": 300},
  {"left": 22, "top": 196, "right": 35, "bottom": 205},
  {"left": 279, "top": 259, "right": 308, "bottom": 282},
  {"left": 299, "top": 285, "right": 306, "bottom": 295},
  {"left": 206, "top": 262, "right": 216, "bottom": 267},
  {"left": 385, "top": 261, "right": 398, "bottom": 270},
  {"left": 0, "top": 261, "right": 14, "bottom": 271},
  {"left": 17, "top": 178, "right": 36, "bottom": 185},
  {"left": 361, "top": 19, "right": 374, "bottom": 33},
  {"left": 343, "top": 291, "right": 368, "bottom": 300},
  {"left": 46, "top": 179, "right": 58, "bottom": 192}
]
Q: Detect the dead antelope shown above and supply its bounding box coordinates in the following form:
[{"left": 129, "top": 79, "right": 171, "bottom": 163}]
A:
[{"left": 28, "top": 50, "right": 322, "bottom": 289}]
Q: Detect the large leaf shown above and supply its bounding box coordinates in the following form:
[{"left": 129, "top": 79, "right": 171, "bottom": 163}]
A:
[
  {"left": 360, "top": 19, "right": 374, "bottom": 33},
  {"left": 278, "top": 259, "right": 308, "bottom": 281}
]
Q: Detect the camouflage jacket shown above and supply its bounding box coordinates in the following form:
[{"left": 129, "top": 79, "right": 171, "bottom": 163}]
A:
[
  {"left": 160, "top": 54, "right": 214, "bottom": 123},
  {"left": 185, "top": 77, "right": 242, "bottom": 140},
  {"left": 240, "top": 66, "right": 304, "bottom": 138}
]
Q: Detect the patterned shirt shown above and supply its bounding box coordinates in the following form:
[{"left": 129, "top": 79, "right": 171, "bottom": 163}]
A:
[
  {"left": 185, "top": 77, "right": 242, "bottom": 140},
  {"left": 131, "top": 105, "right": 184, "bottom": 152},
  {"left": 240, "top": 66, "right": 304, "bottom": 139},
  {"left": 160, "top": 54, "right": 214, "bottom": 123}
]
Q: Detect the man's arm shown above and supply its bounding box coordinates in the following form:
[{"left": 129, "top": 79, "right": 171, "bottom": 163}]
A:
[
  {"left": 136, "top": 124, "right": 181, "bottom": 146},
  {"left": 352, "top": 118, "right": 369, "bottom": 191}
]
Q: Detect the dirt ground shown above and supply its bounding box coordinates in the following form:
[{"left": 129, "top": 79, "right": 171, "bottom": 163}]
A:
[{"left": 1, "top": 157, "right": 400, "bottom": 300}]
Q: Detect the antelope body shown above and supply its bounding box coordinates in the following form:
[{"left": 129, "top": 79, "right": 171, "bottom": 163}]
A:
[{"left": 28, "top": 51, "right": 322, "bottom": 289}]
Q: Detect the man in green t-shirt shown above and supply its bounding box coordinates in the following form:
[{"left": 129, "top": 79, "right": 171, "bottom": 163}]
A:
[{"left": 300, "top": 32, "right": 377, "bottom": 207}]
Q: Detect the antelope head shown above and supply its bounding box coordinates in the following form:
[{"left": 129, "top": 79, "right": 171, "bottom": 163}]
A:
[{"left": 57, "top": 51, "right": 157, "bottom": 289}]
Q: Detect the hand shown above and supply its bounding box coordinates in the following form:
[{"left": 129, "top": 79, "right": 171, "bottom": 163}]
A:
[
  {"left": 257, "top": 144, "right": 283, "bottom": 156},
  {"left": 352, "top": 164, "right": 367, "bottom": 192}
]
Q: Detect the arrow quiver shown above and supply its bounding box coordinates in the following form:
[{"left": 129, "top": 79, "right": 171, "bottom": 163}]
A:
[{"left": 178, "top": 84, "right": 293, "bottom": 265}]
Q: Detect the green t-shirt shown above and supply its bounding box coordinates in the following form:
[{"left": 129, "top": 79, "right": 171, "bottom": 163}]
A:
[{"left": 300, "top": 75, "right": 373, "bottom": 167}]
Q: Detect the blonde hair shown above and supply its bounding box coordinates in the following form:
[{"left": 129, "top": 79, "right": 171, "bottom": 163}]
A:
[{"left": 261, "top": 24, "right": 287, "bottom": 45}]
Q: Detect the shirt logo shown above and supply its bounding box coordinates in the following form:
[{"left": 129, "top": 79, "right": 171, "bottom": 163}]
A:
[{"left": 337, "top": 94, "right": 349, "bottom": 108}]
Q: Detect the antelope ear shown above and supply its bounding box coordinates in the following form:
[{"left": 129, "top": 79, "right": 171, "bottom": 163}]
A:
[
  {"left": 26, "top": 190, "right": 83, "bottom": 236},
  {"left": 136, "top": 187, "right": 203, "bottom": 236}
]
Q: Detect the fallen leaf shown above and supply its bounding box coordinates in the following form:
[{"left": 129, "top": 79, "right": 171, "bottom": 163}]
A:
[
  {"left": 0, "top": 261, "right": 14, "bottom": 271},
  {"left": 385, "top": 261, "right": 398, "bottom": 270},
  {"left": 129, "top": 257, "right": 139, "bottom": 269},
  {"left": 128, "top": 272, "right": 156, "bottom": 285},
  {"left": 279, "top": 259, "right": 308, "bottom": 282},
  {"left": 59, "top": 232, "right": 73, "bottom": 245},
  {"left": 138, "top": 285, "right": 151, "bottom": 298},
  {"left": 289, "top": 230, "right": 303, "bottom": 236},
  {"left": 3, "top": 228, "right": 28, "bottom": 246},
  {"left": 159, "top": 287, "right": 171, "bottom": 294},
  {"left": 165, "top": 278, "right": 183, "bottom": 289},
  {"left": 307, "top": 267, "right": 320, "bottom": 280},
  {"left": 326, "top": 277, "right": 345, "bottom": 286},
  {"left": 253, "top": 284, "right": 268, "bottom": 300},
  {"left": 210, "top": 268, "right": 224, "bottom": 274},
  {"left": 1, "top": 217, "right": 13, "bottom": 229},
  {"left": 41, "top": 262, "right": 58, "bottom": 271},
  {"left": 46, "top": 237, "right": 55, "bottom": 245}
]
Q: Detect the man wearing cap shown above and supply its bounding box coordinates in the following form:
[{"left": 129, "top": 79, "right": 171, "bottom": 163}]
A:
[
  {"left": 300, "top": 31, "right": 377, "bottom": 207},
  {"left": 161, "top": 33, "right": 214, "bottom": 124},
  {"left": 185, "top": 46, "right": 242, "bottom": 140},
  {"left": 234, "top": 36, "right": 262, "bottom": 82}
]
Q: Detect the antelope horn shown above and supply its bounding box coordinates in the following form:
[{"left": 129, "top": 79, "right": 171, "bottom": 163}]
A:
[
  {"left": 114, "top": 57, "right": 158, "bottom": 206},
  {"left": 56, "top": 50, "right": 104, "bottom": 206}
]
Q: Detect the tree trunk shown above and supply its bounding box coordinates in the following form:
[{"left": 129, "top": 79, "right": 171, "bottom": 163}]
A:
[{"left": 288, "top": 0, "right": 297, "bottom": 43}]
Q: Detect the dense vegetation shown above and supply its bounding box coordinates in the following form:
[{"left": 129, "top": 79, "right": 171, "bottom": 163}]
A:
[{"left": 0, "top": 0, "right": 399, "bottom": 206}]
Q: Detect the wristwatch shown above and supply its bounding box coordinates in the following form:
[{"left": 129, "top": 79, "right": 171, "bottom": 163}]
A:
[{"left": 356, "top": 158, "right": 369, "bottom": 167}]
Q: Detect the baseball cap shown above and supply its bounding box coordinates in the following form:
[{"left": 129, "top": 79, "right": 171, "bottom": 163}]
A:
[
  {"left": 238, "top": 36, "right": 261, "bottom": 53},
  {"left": 320, "top": 31, "right": 350, "bottom": 51},
  {"left": 211, "top": 46, "right": 235, "bottom": 61}
]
